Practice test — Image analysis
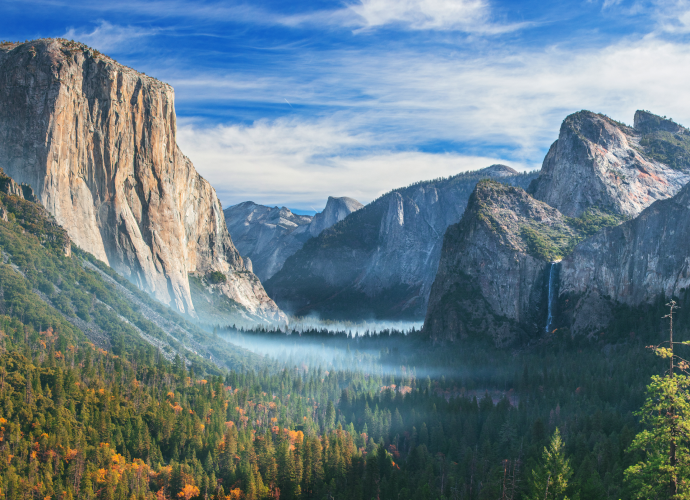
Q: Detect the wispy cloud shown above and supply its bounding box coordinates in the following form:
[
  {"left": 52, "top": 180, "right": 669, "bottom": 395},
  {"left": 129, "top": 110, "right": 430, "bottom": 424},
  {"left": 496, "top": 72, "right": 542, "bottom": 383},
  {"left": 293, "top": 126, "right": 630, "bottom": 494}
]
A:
[
  {"left": 26, "top": 0, "right": 530, "bottom": 34},
  {"left": 652, "top": 0, "right": 690, "bottom": 32},
  {"left": 62, "top": 20, "right": 159, "bottom": 52},
  {"left": 176, "top": 118, "right": 514, "bottom": 209},
  {"left": 346, "top": 0, "right": 530, "bottom": 33},
  {"left": 168, "top": 37, "right": 690, "bottom": 147},
  {"left": 169, "top": 36, "right": 690, "bottom": 209}
]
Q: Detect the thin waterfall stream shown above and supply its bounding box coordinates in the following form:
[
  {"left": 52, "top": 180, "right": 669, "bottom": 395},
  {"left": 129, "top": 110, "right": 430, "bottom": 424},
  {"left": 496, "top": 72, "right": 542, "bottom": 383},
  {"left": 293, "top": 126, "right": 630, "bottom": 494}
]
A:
[{"left": 545, "top": 261, "right": 560, "bottom": 333}]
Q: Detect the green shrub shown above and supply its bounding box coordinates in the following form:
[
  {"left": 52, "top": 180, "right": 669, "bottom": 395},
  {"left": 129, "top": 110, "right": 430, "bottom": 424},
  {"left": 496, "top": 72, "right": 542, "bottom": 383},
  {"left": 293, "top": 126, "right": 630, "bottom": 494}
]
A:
[{"left": 207, "top": 271, "right": 227, "bottom": 284}]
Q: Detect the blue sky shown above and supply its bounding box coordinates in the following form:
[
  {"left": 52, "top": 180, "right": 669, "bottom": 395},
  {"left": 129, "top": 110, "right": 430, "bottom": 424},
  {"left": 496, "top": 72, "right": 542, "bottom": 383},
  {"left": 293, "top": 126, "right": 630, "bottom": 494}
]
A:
[{"left": 3, "top": 0, "right": 690, "bottom": 211}]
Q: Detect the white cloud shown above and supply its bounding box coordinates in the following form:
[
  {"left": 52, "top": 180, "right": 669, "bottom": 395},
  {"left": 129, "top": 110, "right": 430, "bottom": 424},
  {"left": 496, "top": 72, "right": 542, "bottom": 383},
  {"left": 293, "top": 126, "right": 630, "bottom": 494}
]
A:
[
  {"left": 349, "top": 0, "right": 487, "bottom": 30},
  {"left": 344, "top": 0, "right": 529, "bottom": 33},
  {"left": 168, "top": 37, "right": 690, "bottom": 152},
  {"left": 176, "top": 118, "right": 516, "bottom": 209},
  {"left": 170, "top": 37, "right": 690, "bottom": 210},
  {"left": 43, "top": 0, "right": 528, "bottom": 34},
  {"left": 602, "top": 0, "right": 624, "bottom": 8},
  {"left": 653, "top": 0, "right": 690, "bottom": 32},
  {"left": 62, "top": 20, "right": 158, "bottom": 52}
]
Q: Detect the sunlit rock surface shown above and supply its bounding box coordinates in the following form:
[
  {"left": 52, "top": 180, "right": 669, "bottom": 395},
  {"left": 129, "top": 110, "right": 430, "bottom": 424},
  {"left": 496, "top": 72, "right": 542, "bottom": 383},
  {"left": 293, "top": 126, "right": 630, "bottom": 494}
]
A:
[
  {"left": 0, "top": 39, "right": 284, "bottom": 323},
  {"left": 529, "top": 110, "right": 690, "bottom": 217}
]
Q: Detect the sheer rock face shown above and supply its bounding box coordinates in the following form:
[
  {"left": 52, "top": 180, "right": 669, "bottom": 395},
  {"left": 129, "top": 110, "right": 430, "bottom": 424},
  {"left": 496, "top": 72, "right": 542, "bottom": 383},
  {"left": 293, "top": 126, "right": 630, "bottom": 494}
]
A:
[
  {"left": 309, "top": 197, "right": 363, "bottom": 238},
  {"left": 424, "top": 181, "right": 575, "bottom": 345},
  {"left": 560, "top": 182, "right": 690, "bottom": 333},
  {"left": 266, "top": 165, "right": 539, "bottom": 320},
  {"left": 0, "top": 39, "right": 284, "bottom": 322},
  {"left": 529, "top": 110, "right": 690, "bottom": 218},
  {"left": 224, "top": 197, "right": 362, "bottom": 282}
]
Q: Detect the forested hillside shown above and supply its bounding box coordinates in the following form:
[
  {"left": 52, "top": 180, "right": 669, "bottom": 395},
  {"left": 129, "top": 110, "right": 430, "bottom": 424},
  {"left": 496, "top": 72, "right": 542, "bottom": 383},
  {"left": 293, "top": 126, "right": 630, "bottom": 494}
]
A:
[{"left": 0, "top": 146, "right": 687, "bottom": 498}]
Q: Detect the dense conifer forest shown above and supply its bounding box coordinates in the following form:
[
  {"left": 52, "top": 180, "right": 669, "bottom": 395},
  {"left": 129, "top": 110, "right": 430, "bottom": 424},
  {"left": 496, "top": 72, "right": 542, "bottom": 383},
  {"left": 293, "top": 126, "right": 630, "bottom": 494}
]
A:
[{"left": 1, "top": 184, "right": 690, "bottom": 499}]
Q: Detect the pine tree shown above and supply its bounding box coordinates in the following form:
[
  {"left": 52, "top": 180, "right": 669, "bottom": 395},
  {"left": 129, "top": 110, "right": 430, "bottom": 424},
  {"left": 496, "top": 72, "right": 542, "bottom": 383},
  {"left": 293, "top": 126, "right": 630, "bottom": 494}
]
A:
[
  {"left": 625, "top": 300, "right": 690, "bottom": 499},
  {"left": 527, "top": 428, "right": 572, "bottom": 500}
]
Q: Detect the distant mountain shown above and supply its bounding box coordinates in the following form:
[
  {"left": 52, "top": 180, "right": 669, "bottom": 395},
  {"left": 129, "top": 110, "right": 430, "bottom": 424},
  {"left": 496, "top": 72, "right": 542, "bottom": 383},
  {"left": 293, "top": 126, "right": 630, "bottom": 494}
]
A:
[
  {"left": 265, "top": 165, "right": 538, "bottom": 320},
  {"left": 309, "top": 197, "right": 364, "bottom": 238},
  {"left": 225, "top": 196, "right": 363, "bottom": 281},
  {"left": 0, "top": 39, "right": 284, "bottom": 324},
  {"left": 425, "top": 110, "right": 690, "bottom": 344}
]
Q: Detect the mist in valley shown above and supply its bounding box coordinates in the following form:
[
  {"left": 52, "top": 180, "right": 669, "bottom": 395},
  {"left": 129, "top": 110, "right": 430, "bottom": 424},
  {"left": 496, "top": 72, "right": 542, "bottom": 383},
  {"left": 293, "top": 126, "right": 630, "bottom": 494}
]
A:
[{"left": 217, "top": 320, "right": 523, "bottom": 404}]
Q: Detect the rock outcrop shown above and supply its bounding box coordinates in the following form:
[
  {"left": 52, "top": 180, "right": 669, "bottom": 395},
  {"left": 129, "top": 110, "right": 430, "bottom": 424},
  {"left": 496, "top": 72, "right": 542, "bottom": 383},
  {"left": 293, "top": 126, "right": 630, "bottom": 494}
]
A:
[
  {"left": 529, "top": 110, "right": 690, "bottom": 218},
  {"left": 0, "top": 167, "right": 71, "bottom": 255},
  {"left": 559, "top": 181, "right": 690, "bottom": 334},
  {"left": 0, "top": 167, "right": 35, "bottom": 201},
  {"left": 424, "top": 110, "right": 690, "bottom": 342},
  {"left": 0, "top": 39, "right": 284, "bottom": 323},
  {"left": 266, "top": 165, "right": 538, "bottom": 320},
  {"left": 424, "top": 180, "right": 582, "bottom": 345}
]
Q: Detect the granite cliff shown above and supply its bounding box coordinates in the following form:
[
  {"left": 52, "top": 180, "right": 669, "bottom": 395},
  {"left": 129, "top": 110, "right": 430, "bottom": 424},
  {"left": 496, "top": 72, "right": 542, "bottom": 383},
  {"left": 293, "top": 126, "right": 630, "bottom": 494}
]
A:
[
  {"left": 425, "top": 110, "right": 690, "bottom": 343},
  {"left": 265, "top": 165, "right": 538, "bottom": 320},
  {"left": 0, "top": 166, "right": 261, "bottom": 370},
  {"left": 309, "top": 196, "right": 363, "bottom": 238},
  {"left": 529, "top": 110, "right": 690, "bottom": 217},
  {"left": 224, "top": 196, "right": 362, "bottom": 282},
  {"left": 423, "top": 180, "right": 613, "bottom": 345},
  {"left": 558, "top": 181, "right": 690, "bottom": 334},
  {"left": 0, "top": 39, "right": 284, "bottom": 323}
]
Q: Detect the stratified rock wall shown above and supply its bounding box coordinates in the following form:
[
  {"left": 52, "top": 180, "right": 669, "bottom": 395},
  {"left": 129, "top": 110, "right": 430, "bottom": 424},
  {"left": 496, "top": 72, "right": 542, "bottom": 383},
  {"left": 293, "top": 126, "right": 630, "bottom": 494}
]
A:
[
  {"left": 0, "top": 39, "right": 284, "bottom": 322},
  {"left": 529, "top": 111, "right": 690, "bottom": 217}
]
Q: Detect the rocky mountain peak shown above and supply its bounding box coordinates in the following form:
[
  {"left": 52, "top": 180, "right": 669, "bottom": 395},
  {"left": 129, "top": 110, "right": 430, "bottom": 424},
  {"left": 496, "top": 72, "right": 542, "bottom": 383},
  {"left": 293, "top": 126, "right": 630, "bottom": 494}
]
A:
[
  {"left": 423, "top": 178, "right": 626, "bottom": 344},
  {"left": 423, "top": 181, "right": 566, "bottom": 344},
  {"left": 478, "top": 164, "right": 520, "bottom": 178},
  {"left": 224, "top": 196, "right": 362, "bottom": 282},
  {"left": 528, "top": 110, "right": 690, "bottom": 218},
  {"left": 466, "top": 180, "right": 577, "bottom": 260},
  {"left": 309, "top": 196, "right": 363, "bottom": 237}
]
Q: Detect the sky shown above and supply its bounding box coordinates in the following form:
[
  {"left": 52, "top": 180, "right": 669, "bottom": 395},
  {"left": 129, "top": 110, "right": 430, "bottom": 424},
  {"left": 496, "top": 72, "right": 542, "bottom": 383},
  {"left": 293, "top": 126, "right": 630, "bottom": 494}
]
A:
[{"left": 3, "top": 0, "right": 690, "bottom": 211}]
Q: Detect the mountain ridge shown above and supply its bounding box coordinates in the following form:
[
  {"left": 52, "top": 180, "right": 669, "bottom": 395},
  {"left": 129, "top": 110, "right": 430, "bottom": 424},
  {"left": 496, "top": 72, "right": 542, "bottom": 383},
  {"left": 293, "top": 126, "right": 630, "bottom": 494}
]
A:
[
  {"left": 425, "top": 110, "right": 690, "bottom": 344},
  {"left": 266, "top": 165, "right": 538, "bottom": 320},
  {"left": 528, "top": 110, "right": 690, "bottom": 218},
  {"left": 224, "top": 196, "right": 362, "bottom": 282}
]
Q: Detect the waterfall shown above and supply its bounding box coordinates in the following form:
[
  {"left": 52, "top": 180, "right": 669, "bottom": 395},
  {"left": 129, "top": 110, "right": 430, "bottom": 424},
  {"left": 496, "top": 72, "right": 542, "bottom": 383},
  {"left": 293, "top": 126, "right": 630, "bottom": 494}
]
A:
[{"left": 545, "top": 262, "right": 557, "bottom": 333}]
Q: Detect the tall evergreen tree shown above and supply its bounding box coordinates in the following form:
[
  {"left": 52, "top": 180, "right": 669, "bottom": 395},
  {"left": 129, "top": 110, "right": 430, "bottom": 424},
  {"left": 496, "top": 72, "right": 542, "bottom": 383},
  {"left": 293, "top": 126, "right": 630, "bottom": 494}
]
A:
[
  {"left": 527, "top": 428, "right": 572, "bottom": 500},
  {"left": 625, "top": 300, "right": 690, "bottom": 499}
]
